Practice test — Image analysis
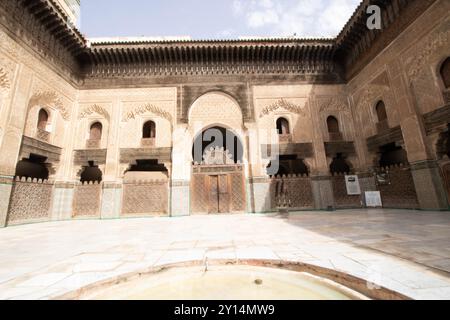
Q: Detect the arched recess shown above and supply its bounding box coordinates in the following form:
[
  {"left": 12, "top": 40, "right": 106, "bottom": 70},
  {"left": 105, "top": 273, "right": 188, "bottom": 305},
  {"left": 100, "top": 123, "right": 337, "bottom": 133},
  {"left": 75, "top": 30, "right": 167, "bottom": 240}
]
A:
[
  {"left": 142, "top": 120, "right": 156, "bottom": 138},
  {"left": 190, "top": 124, "right": 247, "bottom": 214},
  {"left": 37, "top": 109, "right": 49, "bottom": 130},
  {"left": 89, "top": 122, "right": 103, "bottom": 140},
  {"left": 276, "top": 117, "right": 290, "bottom": 135},
  {"left": 375, "top": 101, "right": 388, "bottom": 122},
  {"left": 327, "top": 116, "right": 340, "bottom": 133}
]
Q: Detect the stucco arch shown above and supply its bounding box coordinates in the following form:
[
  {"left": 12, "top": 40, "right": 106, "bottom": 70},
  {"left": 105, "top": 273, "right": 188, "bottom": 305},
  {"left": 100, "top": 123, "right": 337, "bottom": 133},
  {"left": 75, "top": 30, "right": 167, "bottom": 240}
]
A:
[{"left": 188, "top": 91, "right": 244, "bottom": 130}]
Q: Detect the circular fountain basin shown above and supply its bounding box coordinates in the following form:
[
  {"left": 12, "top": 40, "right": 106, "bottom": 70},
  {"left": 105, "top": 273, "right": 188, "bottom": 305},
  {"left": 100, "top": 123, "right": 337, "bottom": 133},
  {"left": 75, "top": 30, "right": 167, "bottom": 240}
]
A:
[{"left": 73, "top": 265, "right": 369, "bottom": 300}]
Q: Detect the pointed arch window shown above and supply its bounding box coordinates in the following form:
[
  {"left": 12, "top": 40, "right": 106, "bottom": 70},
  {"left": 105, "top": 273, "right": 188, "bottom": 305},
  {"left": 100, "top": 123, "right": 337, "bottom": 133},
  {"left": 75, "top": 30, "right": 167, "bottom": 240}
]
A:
[
  {"left": 37, "top": 109, "right": 49, "bottom": 130},
  {"left": 276, "top": 117, "right": 290, "bottom": 135},
  {"left": 375, "top": 101, "right": 387, "bottom": 122},
  {"left": 143, "top": 120, "right": 156, "bottom": 138},
  {"left": 89, "top": 122, "right": 103, "bottom": 140},
  {"left": 327, "top": 116, "right": 339, "bottom": 133},
  {"left": 327, "top": 116, "right": 342, "bottom": 141}
]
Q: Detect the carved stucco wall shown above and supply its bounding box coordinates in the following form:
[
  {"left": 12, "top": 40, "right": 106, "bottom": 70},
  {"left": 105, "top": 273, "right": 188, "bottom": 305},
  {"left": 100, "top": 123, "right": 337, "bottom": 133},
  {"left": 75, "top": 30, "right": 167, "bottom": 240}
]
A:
[
  {"left": 188, "top": 91, "right": 244, "bottom": 131},
  {"left": 316, "top": 94, "right": 354, "bottom": 142},
  {"left": 0, "top": 28, "right": 76, "bottom": 179},
  {"left": 75, "top": 103, "right": 112, "bottom": 150},
  {"left": 0, "top": 56, "right": 16, "bottom": 148},
  {"left": 403, "top": 19, "right": 450, "bottom": 114},
  {"left": 77, "top": 88, "right": 177, "bottom": 149},
  {"left": 121, "top": 100, "right": 174, "bottom": 148},
  {"left": 24, "top": 89, "right": 72, "bottom": 147},
  {"left": 347, "top": 0, "right": 449, "bottom": 165}
]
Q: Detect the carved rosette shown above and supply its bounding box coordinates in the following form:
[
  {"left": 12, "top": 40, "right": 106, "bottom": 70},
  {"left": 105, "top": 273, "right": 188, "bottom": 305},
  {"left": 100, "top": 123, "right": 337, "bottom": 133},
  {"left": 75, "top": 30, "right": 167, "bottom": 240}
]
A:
[{"left": 259, "top": 99, "right": 307, "bottom": 118}]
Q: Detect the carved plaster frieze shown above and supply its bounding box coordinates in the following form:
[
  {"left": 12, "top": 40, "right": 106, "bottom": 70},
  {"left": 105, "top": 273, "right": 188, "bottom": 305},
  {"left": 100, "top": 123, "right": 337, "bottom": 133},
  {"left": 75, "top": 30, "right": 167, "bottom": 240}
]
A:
[
  {"left": 259, "top": 98, "right": 307, "bottom": 118},
  {"left": 0, "top": 31, "right": 21, "bottom": 61},
  {"left": 122, "top": 103, "right": 173, "bottom": 123},
  {"left": 318, "top": 97, "right": 350, "bottom": 114},
  {"left": 0, "top": 57, "right": 16, "bottom": 95},
  {"left": 406, "top": 30, "right": 450, "bottom": 80},
  {"left": 0, "top": 30, "right": 76, "bottom": 99},
  {"left": 0, "top": 67, "right": 11, "bottom": 90},
  {"left": 78, "top": 104, "right": 110, "bottom": 121},
  {"left": 28, "top": 91, "right": 70, "bottom": 121},
  {"left": 354, "top": 85, "right": 389, "bottom": 110}
]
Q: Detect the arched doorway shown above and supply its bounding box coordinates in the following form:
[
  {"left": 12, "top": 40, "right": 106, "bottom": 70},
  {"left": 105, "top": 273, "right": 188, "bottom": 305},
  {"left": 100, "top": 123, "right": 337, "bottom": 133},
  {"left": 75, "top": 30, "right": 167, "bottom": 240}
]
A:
[{"left": 190, "top": 126, "right": 246, "bottom": 214}]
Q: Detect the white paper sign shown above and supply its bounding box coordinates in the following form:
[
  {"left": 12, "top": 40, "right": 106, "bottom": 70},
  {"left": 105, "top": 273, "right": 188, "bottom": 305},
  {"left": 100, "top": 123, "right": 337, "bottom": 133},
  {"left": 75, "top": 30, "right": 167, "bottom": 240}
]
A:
[
  {"left": 365, "top": 191, "right": 382, "bottom": 207},
  {"left": 345, "top": 175, "right": 361, "bottom": 195}
]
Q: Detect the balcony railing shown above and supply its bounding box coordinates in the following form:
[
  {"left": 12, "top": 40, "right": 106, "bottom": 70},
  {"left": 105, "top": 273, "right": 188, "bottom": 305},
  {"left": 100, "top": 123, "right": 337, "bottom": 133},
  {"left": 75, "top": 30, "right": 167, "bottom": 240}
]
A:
[
  {"left": 36, "top": 128, "right": 50, "bottom": 142},
  {"left": 141, "top": 138, "right": 156, "bottom": 148},
  {"left": 86, "top": 139, "right": 101, "bottom": 149},
  {"left": 278, "top": 134, "right": 292, "bottom": 143},
  {"left": 328, "top": 132, "right": 343, "bottom": 141},
  {"left": 376, "top": 119, "right": 389, "bottom": 134}
]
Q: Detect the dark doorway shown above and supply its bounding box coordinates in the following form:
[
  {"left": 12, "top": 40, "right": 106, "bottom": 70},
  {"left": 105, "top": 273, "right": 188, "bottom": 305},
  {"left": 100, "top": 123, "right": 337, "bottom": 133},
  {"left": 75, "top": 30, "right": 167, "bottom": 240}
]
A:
[
  {"left": 192, "top": 126, "right": 243, "bottom": 164},
  {"left": 330, "top": 153, "right": 351, "bottom": 174},
  {"left": 15, "top": 154, "right": 49, "bottom": 180},
  {"left": 267, "top": 154, "right": 309, "bottom": 176},
  {"left": 128, "top": 159, "right": 168, "bottom": 172},
  {"left": 379, "top": 143, "right": 408, "bottom": 167},
  {"left": 80, "top": 161, "right": 102, "bottom": 183}
]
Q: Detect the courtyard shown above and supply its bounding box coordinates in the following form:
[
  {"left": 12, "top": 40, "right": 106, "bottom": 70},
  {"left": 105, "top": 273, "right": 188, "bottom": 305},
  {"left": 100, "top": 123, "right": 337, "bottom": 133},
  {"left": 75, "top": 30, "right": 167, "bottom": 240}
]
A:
[{"left": 0, "top": 209, "right": 449, "bottom": 300}]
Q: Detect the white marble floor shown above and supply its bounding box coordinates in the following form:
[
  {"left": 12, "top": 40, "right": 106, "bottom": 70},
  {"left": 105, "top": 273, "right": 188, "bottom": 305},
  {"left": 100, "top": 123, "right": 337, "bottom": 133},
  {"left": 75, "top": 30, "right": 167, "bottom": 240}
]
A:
[{"left": 0, "top": 209, "right": 449, "bottom": 300}]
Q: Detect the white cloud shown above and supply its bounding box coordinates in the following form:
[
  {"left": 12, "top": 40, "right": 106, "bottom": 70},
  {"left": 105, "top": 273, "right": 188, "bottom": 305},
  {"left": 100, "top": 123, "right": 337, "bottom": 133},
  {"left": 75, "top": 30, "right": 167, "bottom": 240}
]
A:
[
  {"left": 232, "top": 0, "right": 244, "bottom": 16},
  {"left": 247, "top": 10, "right": 279, "bottom": 28},
  {"left": 216, "top": 28, "right": 235, "bottom": 38},
  {"left": 233, "top": 0, "right": 360, "bottom": 38}
]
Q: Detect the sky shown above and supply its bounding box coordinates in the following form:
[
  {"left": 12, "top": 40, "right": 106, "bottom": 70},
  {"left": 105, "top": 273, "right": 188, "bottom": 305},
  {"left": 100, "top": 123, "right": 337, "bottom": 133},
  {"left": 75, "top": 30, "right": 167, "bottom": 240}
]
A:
[{"left": 80, "top": 0, "right": 361, "bottom": 40}]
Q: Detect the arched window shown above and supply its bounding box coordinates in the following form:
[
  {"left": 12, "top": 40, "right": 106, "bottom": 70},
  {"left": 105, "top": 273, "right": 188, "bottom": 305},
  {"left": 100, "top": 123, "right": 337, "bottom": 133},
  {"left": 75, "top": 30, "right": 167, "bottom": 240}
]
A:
[
  {"left": 375, "top": 101, "right": 388, "bottom": 122},
  {"left": 440, "top": 57, "right": 450, "bottom": 89},
  {"left": 89, "top": 122, "right": 102, "bottom": 140},
  {"left": 276, "top": 117, "right": 290, "bottom": 135},
  {"left": 37, "top": 109, "right": 49, "bottom": 130},
  {"left": 143, "top": 120, "right": 156, "bottom": 138},
  {"left": 327, "top": 116, "right": 340, "bottom": 133}
]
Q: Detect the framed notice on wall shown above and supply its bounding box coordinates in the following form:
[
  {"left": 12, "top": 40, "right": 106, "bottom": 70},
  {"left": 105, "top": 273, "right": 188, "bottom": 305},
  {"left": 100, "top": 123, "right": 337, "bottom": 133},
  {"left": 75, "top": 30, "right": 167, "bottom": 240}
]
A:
[
  {"left": 365, "top": 191, "right": 383, "bottom": 207},
  {"left": 345, "top": 175, "right": 361, "bottom": 195}
]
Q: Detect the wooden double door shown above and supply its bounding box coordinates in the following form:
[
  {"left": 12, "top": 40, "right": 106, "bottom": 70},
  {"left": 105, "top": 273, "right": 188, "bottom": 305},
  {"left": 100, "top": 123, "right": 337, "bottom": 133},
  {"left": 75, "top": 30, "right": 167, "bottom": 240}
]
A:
[
  {"left": 191, "top": 165, "right": 246, "bottom": 214},
  {"left": 208, "top": 175, "right": 230, "bottom": 213}
]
